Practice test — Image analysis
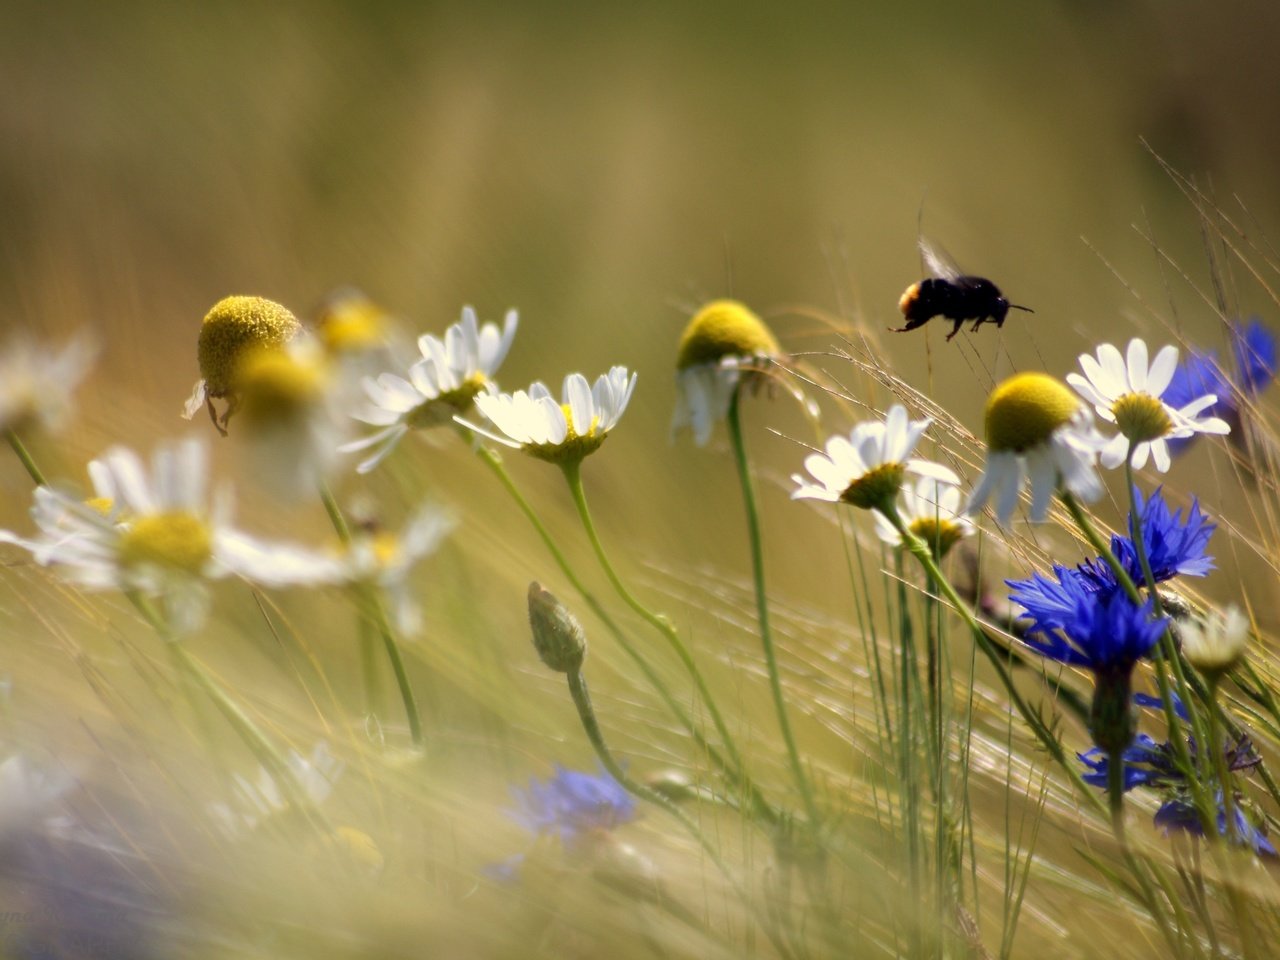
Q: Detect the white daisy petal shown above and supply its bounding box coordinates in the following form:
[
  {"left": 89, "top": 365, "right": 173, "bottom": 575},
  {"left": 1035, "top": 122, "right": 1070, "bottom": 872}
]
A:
[{"left": 1126, "top": 338, "right": 1149, "bottom": 392}]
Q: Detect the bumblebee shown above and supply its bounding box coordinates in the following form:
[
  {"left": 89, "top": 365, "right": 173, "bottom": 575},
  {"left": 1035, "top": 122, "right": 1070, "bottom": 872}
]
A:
[{"left": 894, "top": 240, "right": 1033, "bottom": 342}]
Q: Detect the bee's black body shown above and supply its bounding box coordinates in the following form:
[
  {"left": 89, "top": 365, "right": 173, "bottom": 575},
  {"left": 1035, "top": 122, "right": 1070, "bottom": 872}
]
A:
[{"left": 895, "top": 242, "right": 1033, "bottom": 342}]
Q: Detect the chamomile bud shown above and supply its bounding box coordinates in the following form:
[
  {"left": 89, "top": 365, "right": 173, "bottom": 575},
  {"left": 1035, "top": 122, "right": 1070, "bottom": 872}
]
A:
[
  {"left": 183, "top": 295, "right": 301, "bottom": 434},
  {"left": 1181, "top": 606, "right": 1249, "bottom": 680},
  {"left": 672, "top": 300, "right": 781, "bottom": 446},
  {"left": 967, "top": 372, "right": 1106, "bottom": 523},
  {"left": 527, "top": 582, "right": 587, "bottom": 674}
]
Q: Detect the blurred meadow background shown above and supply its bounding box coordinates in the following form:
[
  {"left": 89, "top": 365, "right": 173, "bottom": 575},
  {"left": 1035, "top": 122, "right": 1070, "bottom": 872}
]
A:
[{"left": 4, "top": 2, "right": 1280, "bottom": 958}]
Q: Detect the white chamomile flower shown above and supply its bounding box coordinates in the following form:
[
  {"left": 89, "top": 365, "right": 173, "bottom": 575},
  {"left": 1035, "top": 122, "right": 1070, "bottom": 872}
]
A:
[
  {"left": 0, "top": 333, "right": 94, "bottom": 437},
  {"left": 966, "top": 372, "right": 1106, "bottom": 523},
  {"left": 470, "top": 366, "right": 637, "bottom": 465},
  {"left": 235, "top": 339, "right": 347, "bottom": 498},
  {"left": 791, "top": 404, "right": 953, "bottom": 510},
  {"left": 672, "top": 300, "right": 781, "bottom": 447},
  {"left": 1180, "top": 605, "right": 1249, "bottom": 679},
  {"left": 873, "top": 469, "right": 974, "bottom": 558},
  {"left": 1067, "top": 338, "right": 1230, "bottom": 472},
  {"left": 341, "top": 305, "right": 518, "bottom": 473},
  {"left": 0, "top": 437, "right": 344, "bottom": 633},
  {"left": 345, "top": 504, "right": 454, "bottom": 635},
  {"left": 210, "top": 741, "right": 344, "bottom": 836}
]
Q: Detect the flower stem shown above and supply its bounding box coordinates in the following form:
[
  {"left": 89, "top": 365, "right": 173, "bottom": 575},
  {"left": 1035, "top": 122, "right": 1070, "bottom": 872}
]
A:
[
  {"left": 472, "top": 442, "right": 777, "bottom": 825},
  {"left": 5, "top": 429, "right": 47, "bottom": 487},
  {"left": 317, "top": 484, "right": 423, "bottom": 748},
  {"left": 724, "top": 391, "right": 821, "bottom": 830},
  {"left": 1107, "top": 745, "right": 1127, "bottom": 840},
  {"left": 560, "top": 458, "right": 765, "bottom": 819},
  {"left": 878, "top": 504, "right": 1105, "bottom": 815}
]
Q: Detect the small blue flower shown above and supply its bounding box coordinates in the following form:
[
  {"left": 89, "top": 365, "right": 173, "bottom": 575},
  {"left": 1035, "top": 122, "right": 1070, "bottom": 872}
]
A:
[
  {"left": 510, "top": 764, "right": 636, "bottom": 845},
  {"left": 1117, "top": 486, "right": 1215, "bottom": 582},
  {"left": 1008, "top": 566, "right": 1167, "bottom": 671},
  {"left": 1154, "top": 794, "right": 1277, "bottom": 857},
  {"left": 1165, "top": 318, "right": 1277, "bottom": 454},
  {"left": 1079, "top": 734, "right": 1179, "bottom": 791}
]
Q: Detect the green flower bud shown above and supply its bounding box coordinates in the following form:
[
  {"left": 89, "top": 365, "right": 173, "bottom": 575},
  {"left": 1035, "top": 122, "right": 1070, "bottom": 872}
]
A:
[{"left": 528, "top": 582, "right": 587, "bottom": 674}]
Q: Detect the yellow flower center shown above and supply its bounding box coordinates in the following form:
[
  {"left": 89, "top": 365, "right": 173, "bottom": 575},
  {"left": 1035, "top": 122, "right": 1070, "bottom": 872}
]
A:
[
  {"left": 840, "top": 462, "right": 905, "bottom": 511},
  {"left": 317, "top": 291, "right": 388, "bottom": 355},
  {"left": 370, "top": 531, "right": 400, "bottom": 568},
  {"left": 197, "top": 296, "right": 300, "bottom": 398},
  {"left": 520, "top": 402, "right": 607, "bottom": 464},
  {"left": 235, "top": 348, "right": 327, "bottom": 427},
  {"left": 1111, "top": 392, "right": 1173, "bottom": 444},
  {"left": 985, "top": 372, "right": 1080, "bottom": 453},
  {"left": 84, "top": 497, "right": 115, "bottom": 516},
  {"left": 118, "top": 511, "right": 213, "bottom": 574},
  {"left": 675, "top": 300, "right": 781, "bottom": 371},
  {"left": 907, "top": 517, "right": 965, "bottom": 559},
  {"left": 406, "top": 376, "right": 488, "bottom": 429}
]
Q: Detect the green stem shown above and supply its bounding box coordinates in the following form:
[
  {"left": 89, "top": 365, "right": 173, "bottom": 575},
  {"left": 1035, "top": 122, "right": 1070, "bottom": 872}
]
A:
[
  {"left": 361, "top": 586, "right": 423, "bottom": 747},
  {"left": 724, "top": 391, "right": 821, "bottom": 830},
  {"left": 317, "top": 485, "right": 422, "bottom": 747},
  {"left": 565, "top": 668, "right": 794, "bottom": 960},
  {"left": 472, "top": 442, "right": 777, "bottom": 825},
  {"left": 1107, "top": 745, "right": 1127, "bottom": 841},
  {"left": 560, "top": 458, "right": 764, "bottom": 818},
  {"left": 6, "top": 429, "right": 47, "bottom": 487},
  {"left": 878, "top": 505, "right": 1104, "bottom": 815}
]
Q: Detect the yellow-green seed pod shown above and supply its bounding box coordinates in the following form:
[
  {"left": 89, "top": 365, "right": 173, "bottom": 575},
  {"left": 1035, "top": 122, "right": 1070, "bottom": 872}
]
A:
[
  {"left": 985, "top": 372, "right": 1080, "bottom": 453},
  {"left": 675, "top": 300, "right": 780, "bottom": 371}
]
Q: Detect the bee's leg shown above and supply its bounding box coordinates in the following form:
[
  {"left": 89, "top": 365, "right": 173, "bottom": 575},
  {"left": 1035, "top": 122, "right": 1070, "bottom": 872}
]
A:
[
  {"left": 945, "top": 319, "right": 963, "bottom": 341},
  {"left": 889, "top": 317, "right": 927, "bottom": 333},
  {"left": 205, "top": 396, "right": 228, "bottom": 437}
]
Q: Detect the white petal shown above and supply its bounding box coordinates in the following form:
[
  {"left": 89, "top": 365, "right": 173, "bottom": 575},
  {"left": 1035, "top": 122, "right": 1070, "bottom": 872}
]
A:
[
  {"left": 566, "top": 373, "right": 593, "bottom": 436},
  {"left": 1097, "top": 343, "right": 1127, "bottom": 393},
  {"left": 1126, "top": 338, "right": 1149, "bottom": 392},
  {"left": 1146, "top": 345, "right": 1179, "bottom": 396}
]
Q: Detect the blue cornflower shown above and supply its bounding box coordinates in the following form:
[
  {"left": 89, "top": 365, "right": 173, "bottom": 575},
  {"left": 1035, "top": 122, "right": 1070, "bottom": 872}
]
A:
[
  {"left": 1072, "top": 487, "right": 1215, "bottom": 592},
  {"left": 1078, "top": 734, "right": 1179, "bottom": 791},
  {"left": 1008, "top": 565, "right": 1167, "bottom": 670},
  {"left": 510, "top": 764, "right": 636, "bottom": 845},
  {"left": 1154, "top": 794, "right": 1277, "bottom": 857},
  {"left": 1165, "top": 318, "right": 1277, "bottom": 453}
]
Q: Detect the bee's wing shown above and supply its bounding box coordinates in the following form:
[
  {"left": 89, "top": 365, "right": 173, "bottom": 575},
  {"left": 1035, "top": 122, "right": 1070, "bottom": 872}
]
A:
[{"left": 919, "top": 238, "right": 962, "bottom": 282}]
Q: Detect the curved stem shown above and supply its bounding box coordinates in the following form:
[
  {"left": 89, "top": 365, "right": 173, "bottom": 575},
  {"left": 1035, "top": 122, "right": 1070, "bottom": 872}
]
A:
[
  {"left": 6, "top": 429, "right": 47, "bottom": 487},
  {"left": 472, "top": 443, "right": 777, "bottom": 825},
  {"left": 725, "top": 391, "right": 821, "bottom": 830},
  {"left": 565, "top": 668, "right": 794, "bottom": 960},
  {"left": 560, "top": 459, "right": 761, "bottom": 815}
]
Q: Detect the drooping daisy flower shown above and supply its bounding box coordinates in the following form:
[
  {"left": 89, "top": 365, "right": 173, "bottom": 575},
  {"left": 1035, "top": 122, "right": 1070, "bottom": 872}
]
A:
[
  {"left": 792, "top": 404, "right": 955, "bottom": 511},
  {"left": 470, "top": 366, "right": 637, "bottom": 465},
  {"left": 872, "top": 469, "right": 974, "bottom": 558},
  {"left": 671, "top": 300, "right": 781, "bottom": 446},
  {"left": 183, "top": 296, "right": 302, "bottom": 434},
  {"left": 966, "top": 372, "right": 1106, "bottom": 523},
  {"left": 0, "top": 437, "right": 343, "bottom": 632},
  {"left": 344, "top": 504, "right": 454, "bottom": 635},
  {"left": 0, "top": 334, "right": 94, "bottom": 438},
  {"left": 1067, "top": 338, "right": 1230, "bottom": 472},
  {"left": 341, "top": 305, "right": 518, "bottom": 473},
  {"left": 234, "top": 341, "right": 346, "bottom": 498}
]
